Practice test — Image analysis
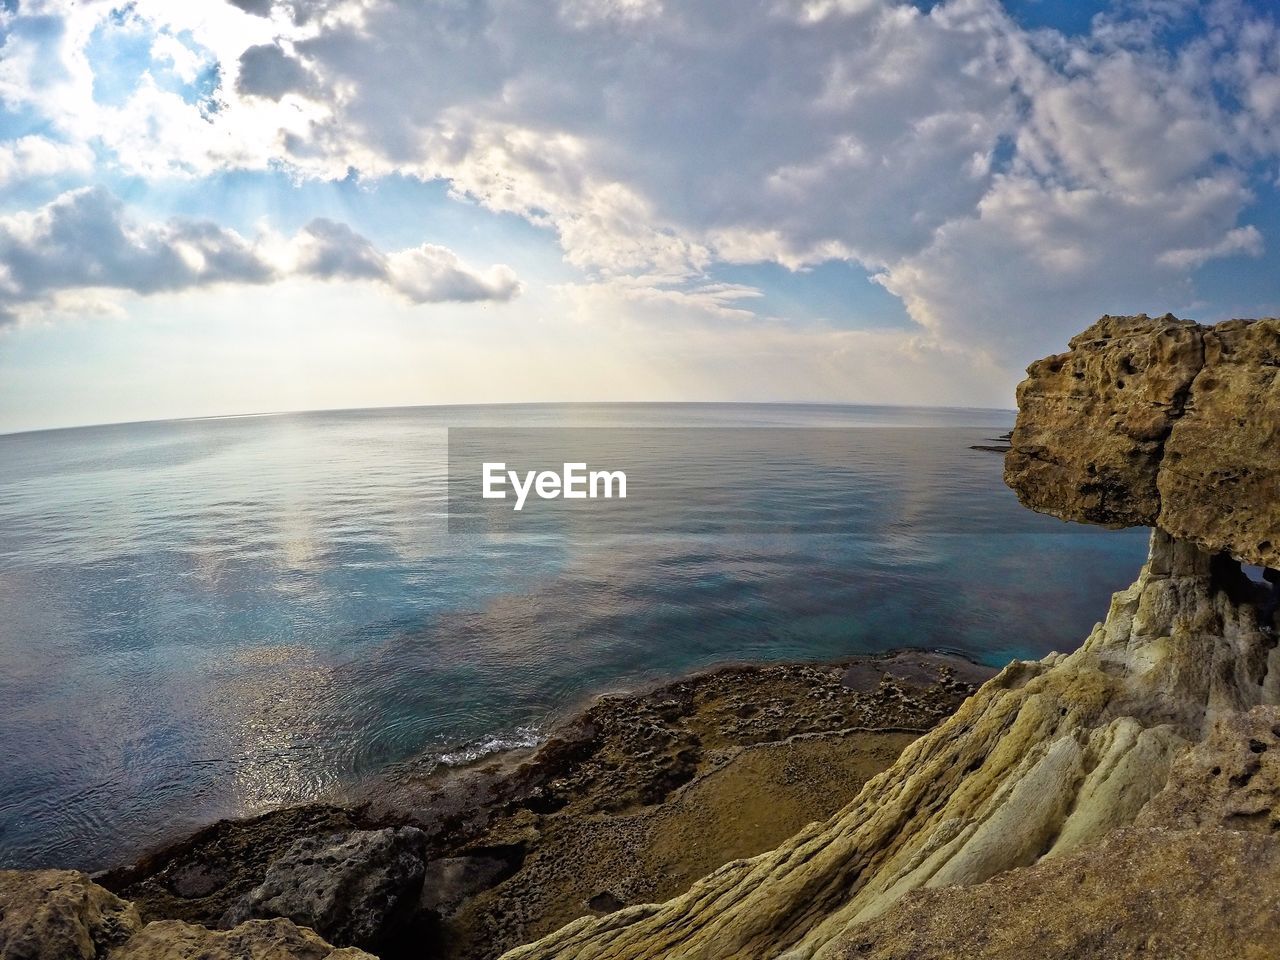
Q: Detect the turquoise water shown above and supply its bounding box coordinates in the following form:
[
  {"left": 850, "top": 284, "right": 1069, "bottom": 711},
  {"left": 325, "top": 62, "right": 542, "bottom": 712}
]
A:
[{"left": 0, "top": 403, "right": 1149, "bottom": 870}]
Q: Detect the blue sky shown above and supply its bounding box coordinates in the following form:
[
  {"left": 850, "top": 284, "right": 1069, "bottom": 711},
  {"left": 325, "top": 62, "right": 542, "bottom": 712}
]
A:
[{"left": 0, "top": 0, "right": 1277, "bottom": 432}]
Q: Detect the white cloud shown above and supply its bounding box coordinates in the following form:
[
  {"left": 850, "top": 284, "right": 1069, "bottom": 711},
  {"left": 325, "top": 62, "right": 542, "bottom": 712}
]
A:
[
  {"left": 0, "top": 191, "right": 522, "bottom": 325},
  {"left": 0, "top": 136, "right": 94, "bottom": 186},
  {"left": 260, "top": 0, "right": 1275, "bottom": 360},
  {"left": 291, "top": 217, "right": 522, "bottom": 303},
  {"left": 1157, "top": 225, "right": 1264, "bottom": 269},
  {"left": 385, "top": 245, "right": 522, "bottom": 304},
  {"left": 875, "top": 170, "right": 1262, "bottom": 358}
]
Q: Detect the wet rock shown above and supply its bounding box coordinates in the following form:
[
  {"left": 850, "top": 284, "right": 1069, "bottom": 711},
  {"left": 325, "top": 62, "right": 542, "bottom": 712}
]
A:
[
  {"left": 222, "top": 827, "right": 428, "bottom": 951},
  {"left": 833, "top": 827, "right": 1280, "bottom": 960},
  {"left": 0, "top": 870, "right": 140, "bottom": 960},
  {"left": 166, "top": 862, "right": 229, "bottom": 900},
  {"left": 111, "top": 917, "right": 375, "bottom": 959}
]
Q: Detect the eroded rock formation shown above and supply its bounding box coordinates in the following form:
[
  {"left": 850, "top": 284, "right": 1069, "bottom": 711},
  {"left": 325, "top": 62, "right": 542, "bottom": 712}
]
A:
[
  {"left": 831, "top": 709, "right": 1280, "bottom": 959},
  {"left": 0, "top": 870, "right": 140, "bottom": 960},
  {"left": 1006, "top": 314, "right": 1280, "bottom": 567},
  {"left": 501, "top": 530, "right": 1280, "bottom": 960},
  {"left": 503, "top": 315, "right": 1280, "bottom": 960},
  {"left": 110, "top": 917, "right": 375, "bottom": 959}
]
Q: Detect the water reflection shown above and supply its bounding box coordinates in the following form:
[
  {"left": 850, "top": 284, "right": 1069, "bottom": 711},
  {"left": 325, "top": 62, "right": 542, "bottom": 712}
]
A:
[{"left": 0, "top": 404, "right": 1148, "bottom": 870}]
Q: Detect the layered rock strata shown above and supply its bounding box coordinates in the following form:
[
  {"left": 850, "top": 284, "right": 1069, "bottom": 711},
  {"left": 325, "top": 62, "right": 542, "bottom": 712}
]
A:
[
  {"left": 503, "top": 531, "right": 1279, "bottom": 959},
  {"left": 830, "top": 705, "right": 1280, "bottom": 959}
]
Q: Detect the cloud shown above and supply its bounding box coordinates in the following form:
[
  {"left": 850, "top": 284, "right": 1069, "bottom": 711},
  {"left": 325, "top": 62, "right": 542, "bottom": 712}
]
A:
[
  {"left": 0, "top": 191, "right": 522, "bottom": 325},
  {"left": 385, "top": 245, "right": 522, "bottom": 303},
  {"left": 249, "top": 0, "right": 1275, "bottom": 359},
  {"left": 1, "top": 0, "right": 1278, "bottom": 377},
  {"left": 227, "top": 0, "right": 274, "bottom": 15},
  {"left": 294, "top": 217, "right": 386, "bottom": 280},
  {"left": 236, "top": 42, "right": 314, "bottom": 100},
  {"left": 875, "top": 170, "right": 1263, "bottom": 359},
  {"left": 0, "top": 136, "right": 94, "bottom": 187},
  {"left": 0, "top": 186, "right": 274, "bottom": 324},
  {"left": 294, "top": 217, "right": 522, "bottom": 303}
]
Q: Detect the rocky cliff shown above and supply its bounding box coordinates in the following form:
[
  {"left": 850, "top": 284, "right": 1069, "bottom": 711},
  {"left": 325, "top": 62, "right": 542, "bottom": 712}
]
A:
[{"left": 500, "top": 315, "right": 1280, "bottom": 960}]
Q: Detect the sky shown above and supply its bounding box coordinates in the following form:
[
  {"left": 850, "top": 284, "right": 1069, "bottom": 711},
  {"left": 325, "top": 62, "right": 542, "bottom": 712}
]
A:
[{"left": 0, "top": 0, "right": 1278, "bottom": 433}]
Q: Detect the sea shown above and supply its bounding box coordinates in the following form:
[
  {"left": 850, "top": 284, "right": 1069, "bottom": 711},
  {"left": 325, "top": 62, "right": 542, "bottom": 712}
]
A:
[{"left": 0, "top": 403, "right": 1150, "bottom": 870}]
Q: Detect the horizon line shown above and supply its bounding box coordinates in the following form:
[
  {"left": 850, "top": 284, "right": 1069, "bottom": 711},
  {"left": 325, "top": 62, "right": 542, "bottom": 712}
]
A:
[{"left": 0, "top": 398, "right": 1019, "bottom": 440}]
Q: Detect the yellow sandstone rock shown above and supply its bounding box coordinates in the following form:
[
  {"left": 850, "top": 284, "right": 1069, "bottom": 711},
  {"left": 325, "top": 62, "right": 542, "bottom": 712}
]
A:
[
  {"left": 0, "top": 869, "right": 140, "bottom": 960},
  {"left": 501, "top": 530, "right": 1280, "bottom": 959},
  {"left": 1005, "top": 314, "right": 1280, "bottom": 567}
]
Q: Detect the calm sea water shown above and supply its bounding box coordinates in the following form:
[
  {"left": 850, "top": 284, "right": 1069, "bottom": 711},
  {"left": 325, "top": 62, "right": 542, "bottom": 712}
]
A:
[{"left": 0, "top": 403, "right": 1149, "bottom": 870}]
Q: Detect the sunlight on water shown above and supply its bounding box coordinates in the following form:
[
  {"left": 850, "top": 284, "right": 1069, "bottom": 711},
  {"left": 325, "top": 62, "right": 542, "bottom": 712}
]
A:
[{"left": 0, "top": 404, "right": 1149, "bottom": 869}]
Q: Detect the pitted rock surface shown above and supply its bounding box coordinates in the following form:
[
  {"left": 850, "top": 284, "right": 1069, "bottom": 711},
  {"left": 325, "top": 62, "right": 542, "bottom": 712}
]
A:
[
  {"left": 1005, "top": 314, "right": 1280, "bottom": 567},
  {"left": 222, "top": 827, "right": 428, "bottom": 951},
  {"left": 0, "top": 870, "right": 140, "bottom": 960}
]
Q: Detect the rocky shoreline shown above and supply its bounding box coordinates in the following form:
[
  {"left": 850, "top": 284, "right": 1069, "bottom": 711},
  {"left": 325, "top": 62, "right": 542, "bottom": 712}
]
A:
[{"left": 83, "top": 651, "right": 990, "bottom": 959}]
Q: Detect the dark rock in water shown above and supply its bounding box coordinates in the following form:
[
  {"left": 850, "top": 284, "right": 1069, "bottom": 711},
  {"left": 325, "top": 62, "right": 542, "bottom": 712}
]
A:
[
  {"left": 222, "top": 826, "right": 428, "bottom": 951},
  {"left": 970, "top": 430, "right": 1013, "bottom": 453},
  {"left": 839, "top": 651, "right": 991, "bottom": 694},
  {"left": 0, "top": 869, "right": 140, "bottom": 960}
]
